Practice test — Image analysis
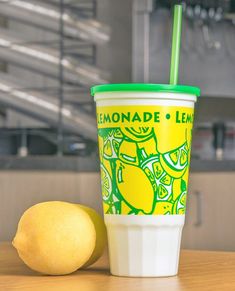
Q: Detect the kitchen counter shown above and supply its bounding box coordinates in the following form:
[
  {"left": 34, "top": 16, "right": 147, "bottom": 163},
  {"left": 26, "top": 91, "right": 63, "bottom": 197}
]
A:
[{"left": 0, "top": 242, "right": 235, "bottom": 290}]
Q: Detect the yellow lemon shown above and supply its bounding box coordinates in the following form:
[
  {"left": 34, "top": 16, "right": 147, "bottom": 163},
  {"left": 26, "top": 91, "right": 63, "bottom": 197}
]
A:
[
  {"left": 12, "top": 201, "right": 96, "bottom": 275},
  {"left": 78, "top": 205, "right": 107, "bottom": 268},
  {"left": 116, "top": 160, "right": 155, "bottom": 214}
]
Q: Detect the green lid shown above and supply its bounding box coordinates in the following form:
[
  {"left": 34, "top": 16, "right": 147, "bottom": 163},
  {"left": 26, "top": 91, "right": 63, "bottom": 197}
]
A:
[{"left": 91, "top": 83, "right": 200, "bottom": 97}]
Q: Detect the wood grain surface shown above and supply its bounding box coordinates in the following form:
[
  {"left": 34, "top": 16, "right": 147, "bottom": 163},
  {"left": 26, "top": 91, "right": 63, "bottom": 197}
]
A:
[{"left": 0, "top": 242, "right": 235, "bottom": 291}]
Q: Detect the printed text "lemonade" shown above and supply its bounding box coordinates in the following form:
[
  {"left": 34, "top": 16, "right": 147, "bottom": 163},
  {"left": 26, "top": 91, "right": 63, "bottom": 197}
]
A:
[
  {"left": 97, "top": 111, "right": 193, "bottom": 125},
  {"left": 97, "top": 112, "right": 160, "bottom": 124}
]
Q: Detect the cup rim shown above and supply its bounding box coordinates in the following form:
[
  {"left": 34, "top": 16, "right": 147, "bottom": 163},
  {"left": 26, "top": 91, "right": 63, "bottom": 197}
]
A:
[{"left": 91, "top": 83, "right": 200, "bottom": 97}]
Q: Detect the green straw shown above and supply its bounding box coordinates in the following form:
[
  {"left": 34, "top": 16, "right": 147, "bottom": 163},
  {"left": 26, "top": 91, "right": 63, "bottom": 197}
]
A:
[{"left": 169, "top": 4, "right": 183, "bottom": 85}]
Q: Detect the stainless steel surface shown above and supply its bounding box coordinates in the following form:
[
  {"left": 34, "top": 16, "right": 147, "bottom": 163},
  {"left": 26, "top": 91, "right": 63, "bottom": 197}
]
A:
[
  {"left": 132, "top": 1, "right": 235, "bottom": 98},
  {"left": 0, "top": 0, "right": 110, "bottom": 44},
  {"left": 0, "top": 28, "right": 108, "bottom": 86},
  {"left": 0, "top": 73, "right": 97, "bottom": 141}
]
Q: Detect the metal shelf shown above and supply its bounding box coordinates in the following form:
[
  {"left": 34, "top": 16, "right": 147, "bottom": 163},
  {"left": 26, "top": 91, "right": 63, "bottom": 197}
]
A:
[{"left": 0, "top": 0, "right": 110, "bottom": 156}]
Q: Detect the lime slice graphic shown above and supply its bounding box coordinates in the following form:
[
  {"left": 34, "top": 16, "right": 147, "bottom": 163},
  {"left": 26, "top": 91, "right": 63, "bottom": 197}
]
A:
[
  {"left": 112, "top": 140, "right": 120, "bottom": 155},
  {"left": 141, "top": 156, "right": 173, "bottom": 201},
  {"left": 103, "top": 130, "right": 122, "bottom": 160},
  {"left": 170, "top": 150, "right": 180, "bottom": 165},
  {"left": 160, "top": 143, "right": 189, "bottom": 178},
  {"left": 160, "top": 174, "right": 172, "bottom": 186},
  {"left": 121, "top": 127, "right": 153, "bottom": 142},
  {"left": 119, "top": 140, "right": 139, "bottom": 166},
  {"left": 114, "top": 129, "right": 123, "bottom": 139},
  {"left": 173, "top": 191, "right": 187, "bottom": 215},
  {"left": 158, "top": 184, "right": 168, "bottom": 199},
  {"left": 116, "top": 160, "right": 155, "bottom": 214},
  {"left": 163, "top": 143, "right": 188, "bottom": 170},
  {"left": 100, "top": 164, "right": 112, "bottom": 201},
  {"left": 180, "top": 150, "right": 187, "bottom": 166},
  {"left": 180, "top": 192, "right": 186, "bottom": 205},
  {"left": 153, "top": 161, "right": 164, "bottom": 179},
  {"left": 104, "top": 140, "right": 112, "bottom": 157}
]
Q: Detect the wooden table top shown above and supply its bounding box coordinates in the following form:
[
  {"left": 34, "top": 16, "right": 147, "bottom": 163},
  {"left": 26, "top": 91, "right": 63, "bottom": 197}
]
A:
[{"left": 1, "top": 242, "right": 235, "bottom": 291}]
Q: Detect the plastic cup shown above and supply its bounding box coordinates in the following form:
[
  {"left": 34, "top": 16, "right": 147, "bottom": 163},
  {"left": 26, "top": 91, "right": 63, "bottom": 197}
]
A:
[{"left": 91, "top": 83, "right": 200, "bottom": 277}]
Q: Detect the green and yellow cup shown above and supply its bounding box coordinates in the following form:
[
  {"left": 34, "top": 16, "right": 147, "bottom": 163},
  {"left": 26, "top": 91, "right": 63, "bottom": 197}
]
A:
[{"left": 91, "top": 83, "right": 200, "bottom": 277}]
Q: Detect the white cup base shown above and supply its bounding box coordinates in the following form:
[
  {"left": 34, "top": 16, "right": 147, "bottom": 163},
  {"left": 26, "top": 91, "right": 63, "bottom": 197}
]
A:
[{"left": 105, "top": 214, "right": 185, "bottom": 277}]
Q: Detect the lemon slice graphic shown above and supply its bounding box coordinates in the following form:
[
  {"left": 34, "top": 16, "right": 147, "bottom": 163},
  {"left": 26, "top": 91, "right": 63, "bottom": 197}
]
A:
[
  {"left": 103, "top": 130, "right": 122, "bottom": 160},
  {"left": 152, "top": 161, "right": 164, "bottom": 179},
  {"left": 160, "top": 143, "right": 189, "bottom": 178},
  {"left": 173, "top": 191, "right": 187, "bottom": 215},
  {"left": 141, "top": 156, "right": 173, "bottom": 201},
  {"left": 160, "top": 174, "right": 172, "bottom": 186},
  {"left": 121, "top": 127, "right": 153, "bottom": 142},
  {"left": 100, "top": 164, "right": 112, "bottom": 201},
  {"left": 113, "top": 128, "right": 123, "bottom": 139},
  {"left": 158, "top": 184, "right": 168, "bottom": 199}
]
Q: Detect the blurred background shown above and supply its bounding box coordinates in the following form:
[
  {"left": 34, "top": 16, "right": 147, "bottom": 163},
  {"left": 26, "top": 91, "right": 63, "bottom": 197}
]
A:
[{"left": 0, "top": 0, "right": 235, "bottom": 252}]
